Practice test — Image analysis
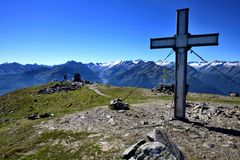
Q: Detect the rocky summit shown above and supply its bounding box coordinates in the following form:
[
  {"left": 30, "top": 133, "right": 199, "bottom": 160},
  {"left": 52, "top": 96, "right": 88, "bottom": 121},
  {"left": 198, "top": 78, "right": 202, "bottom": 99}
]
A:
[
  {"left": 0, "top": 83, "right": 239, "bottom": 159},
  {"left": 37, "top": 98, "right": 240, "bottom": 160}
]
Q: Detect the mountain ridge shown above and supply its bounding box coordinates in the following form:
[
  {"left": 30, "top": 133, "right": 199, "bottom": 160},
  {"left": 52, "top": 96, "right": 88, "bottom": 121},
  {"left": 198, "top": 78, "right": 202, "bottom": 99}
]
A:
[{"left": 0, "top": 60, "right": 240, "bottom": 96}]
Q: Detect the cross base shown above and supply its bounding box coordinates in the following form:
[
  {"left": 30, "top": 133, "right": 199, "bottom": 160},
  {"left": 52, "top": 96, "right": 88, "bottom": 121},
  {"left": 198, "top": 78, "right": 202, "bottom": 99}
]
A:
[{"left": 169, "top": 117, "right": 189, "bottom": 123}]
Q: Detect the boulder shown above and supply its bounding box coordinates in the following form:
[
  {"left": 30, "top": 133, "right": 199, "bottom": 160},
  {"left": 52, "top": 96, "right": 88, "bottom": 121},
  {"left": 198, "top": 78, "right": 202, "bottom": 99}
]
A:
[
  {"left": 134, "top": 142, "right": 177, "bottom": 160},
  {"left": 122, "top": 139, "right": 146, "bottom": 159},
  {"left": 146, "top": 129, "right": 185, "bottom": 160},
  {"left": 123, "top": 129, "right": 185, "bottom": 160}
]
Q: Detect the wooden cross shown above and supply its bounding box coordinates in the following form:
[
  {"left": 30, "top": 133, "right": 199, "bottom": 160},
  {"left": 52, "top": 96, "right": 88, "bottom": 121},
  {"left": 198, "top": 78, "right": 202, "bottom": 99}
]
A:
[{"left": 150, "top": 8, "right": 219, "bottom": 120}]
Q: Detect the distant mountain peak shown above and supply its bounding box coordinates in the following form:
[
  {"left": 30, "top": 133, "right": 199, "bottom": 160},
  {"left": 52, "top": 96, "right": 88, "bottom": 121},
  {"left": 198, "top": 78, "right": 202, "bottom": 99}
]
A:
[
  {"left": 64, "top": 61, "right": 84, "bottom": 67},
  {"left": 97, "top": 60, "right": 122, "bottom": 68},
  {"left": 66, "top": 60, "right": 78, "bottom": 64},
  {"left": 132, "top": 59, "right": 144, "bottom": 64},
  {"left": 1, "top": 62, "right": 21, "bottom": 66}
]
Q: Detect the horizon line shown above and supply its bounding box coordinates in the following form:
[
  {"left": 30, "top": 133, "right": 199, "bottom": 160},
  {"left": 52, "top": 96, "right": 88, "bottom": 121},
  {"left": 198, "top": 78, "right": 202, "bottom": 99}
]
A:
[{"left": 1, "top": 59, "right": 240, "bottom": 66}]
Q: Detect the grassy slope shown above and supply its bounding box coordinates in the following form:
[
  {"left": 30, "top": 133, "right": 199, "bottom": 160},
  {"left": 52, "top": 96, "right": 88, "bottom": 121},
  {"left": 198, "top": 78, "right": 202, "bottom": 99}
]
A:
[
  {"left": 0, "top": 82, "right": 239, "bottom": 159},
  {"left": 0, "top": 83, "right": 109, "bottom": 159},
  {"left": 0, "top": 83, "right": 163, "bottom": 159},
  {"left": 187, "top": 93, "right": 240, "bottom": 105}
]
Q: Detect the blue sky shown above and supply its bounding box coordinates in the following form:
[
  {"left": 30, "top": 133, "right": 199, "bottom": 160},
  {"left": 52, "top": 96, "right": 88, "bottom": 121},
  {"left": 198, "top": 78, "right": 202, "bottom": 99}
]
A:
[{"left": 0, "top": 0, "right": 239, "bottom": 65}]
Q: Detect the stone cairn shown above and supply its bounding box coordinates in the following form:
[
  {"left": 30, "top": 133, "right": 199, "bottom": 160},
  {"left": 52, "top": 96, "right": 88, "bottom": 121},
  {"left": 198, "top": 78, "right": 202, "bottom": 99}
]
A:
[
  {"left": 122, "top": 129, "right": 185, "bottom": 160},
  {"left": 38, "top": 81, "right": 84, "bottom": 94},
  {"left": 38, "top": 73, "right": 94, "bottom": 94},
  {"left": 229, "top": 92, "right": 239, "bottom": 97},
  {"left": 151, "top": 84, "right": 174, "bottom": 95},
  {"left": 109, "top": 98, "right": 129, "bottom": 110},
  {"left": 73, "top": 73, "right": 81, "bottom": 82}
]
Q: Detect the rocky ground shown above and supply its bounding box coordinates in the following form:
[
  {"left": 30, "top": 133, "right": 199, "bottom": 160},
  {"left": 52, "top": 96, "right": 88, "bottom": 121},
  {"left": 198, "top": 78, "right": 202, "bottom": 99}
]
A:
[{"left": 36, "top": 100, "right": 240, "bottom": 160}]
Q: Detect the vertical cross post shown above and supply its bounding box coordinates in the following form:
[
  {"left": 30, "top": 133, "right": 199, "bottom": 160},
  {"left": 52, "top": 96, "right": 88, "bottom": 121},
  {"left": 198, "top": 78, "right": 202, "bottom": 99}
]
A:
[{"left": 174, "top": 9, "right": 189, "bottom": 120}]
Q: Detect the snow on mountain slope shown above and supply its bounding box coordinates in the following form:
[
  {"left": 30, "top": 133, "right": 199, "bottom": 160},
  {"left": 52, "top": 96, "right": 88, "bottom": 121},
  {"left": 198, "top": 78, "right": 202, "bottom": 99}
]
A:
[
  {"left": 90, "top": 60, "right": 240, "bottom": 70},
  {"left": 188, "top": 62, "right": 209, "bottom": 69},
  {"left": 223, "top": 61, "right": 240, "bottom": 67},
  {"left": 132, "top": 59, "right": 146, "bottom": 64},
  {"left": 98, "top": 60, "right": 122, "bottom": 69},
  {"left": 155, "top": 60, "right": 174, "bottom": 68},
  {"left": 188, "top": 61, "right": 240, "bottom": 69}
]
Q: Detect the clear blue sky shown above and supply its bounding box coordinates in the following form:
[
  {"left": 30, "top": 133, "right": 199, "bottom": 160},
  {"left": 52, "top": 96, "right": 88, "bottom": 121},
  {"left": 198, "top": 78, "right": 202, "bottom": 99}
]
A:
[{"left": 0, "top": 0, "right": 239, "bottom": 65}]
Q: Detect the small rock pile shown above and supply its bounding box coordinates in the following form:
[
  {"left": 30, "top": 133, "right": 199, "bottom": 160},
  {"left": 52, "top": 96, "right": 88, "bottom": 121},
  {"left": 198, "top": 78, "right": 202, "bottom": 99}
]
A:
[
  {"left": 38, "top": 81, "right": 84, "bottom": 94},
  {"left": 152, "top": 84, "right": 174, "bottom": 95},
  {"left": 27, "top": 113, "right": 54, "bottom": 120},
  {"left": 109, "top": 98, "right": 129, "bottom": 110},
  {"left": 122, "top": 129, "right": 185, "bottom": 160}
]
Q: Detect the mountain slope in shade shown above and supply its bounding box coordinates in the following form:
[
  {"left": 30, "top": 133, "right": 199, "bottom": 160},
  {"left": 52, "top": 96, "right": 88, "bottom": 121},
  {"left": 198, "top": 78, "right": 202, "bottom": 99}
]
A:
[
  {"left": 0, "top": 62, "right": 49, "bottom": 76},
  {"left": 87, "top": 60, "right": 240, "bottom": 95},
  {"left": 0, "top": 61, "right": 102, "bottom": 95}
]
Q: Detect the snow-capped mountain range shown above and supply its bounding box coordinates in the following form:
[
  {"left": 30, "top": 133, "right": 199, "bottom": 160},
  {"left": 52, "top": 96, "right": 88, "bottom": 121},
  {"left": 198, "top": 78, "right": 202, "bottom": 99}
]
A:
[
  {"left": 90, "top": 60, "right": 240, "bottom": 70},
  {"left": 0, "top": 60, "right": 240, "bottom": 96}
]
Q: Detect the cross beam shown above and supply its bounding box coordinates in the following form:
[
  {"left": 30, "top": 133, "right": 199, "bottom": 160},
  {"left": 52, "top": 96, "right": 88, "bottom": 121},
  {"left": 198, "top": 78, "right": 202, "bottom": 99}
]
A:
[{"left": 150, "top": 8, "right": 219, "bottom": 120}]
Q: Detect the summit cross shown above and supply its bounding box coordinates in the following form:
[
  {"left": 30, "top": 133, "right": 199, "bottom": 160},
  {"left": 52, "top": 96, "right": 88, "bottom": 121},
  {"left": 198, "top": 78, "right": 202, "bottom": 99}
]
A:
[{"left": 150, "top": 8, "right": 219, "bottom": 120}]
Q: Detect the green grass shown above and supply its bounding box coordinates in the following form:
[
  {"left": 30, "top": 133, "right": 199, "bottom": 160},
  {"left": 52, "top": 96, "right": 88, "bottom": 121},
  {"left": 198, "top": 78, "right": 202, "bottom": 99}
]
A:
[
  {"left": 21, "top": 130, "right": 103, "bottom": 160},
  {"left": 0, "top": 83, "right": 116, "bottom": 159},
  {"left": 0, "top": 84, "right": 110, "bottom": 127},
  {"left": 97, "top": 85, "right": 172, "bottom": 103},
  {"left": 187, "top": 93, "right": 240, "bottom": 105},
  {"left": 0, "top": 121, "right": 38, "bottom": 159},
  {"left": 1, "top": 126, "right": 119, "bottom": 160}
]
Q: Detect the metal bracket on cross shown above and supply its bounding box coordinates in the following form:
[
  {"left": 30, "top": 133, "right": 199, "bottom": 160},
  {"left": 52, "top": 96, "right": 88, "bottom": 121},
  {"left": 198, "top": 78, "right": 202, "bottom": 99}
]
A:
[{"left": 150, "top": 8, "right": 219, "bottom": 120}]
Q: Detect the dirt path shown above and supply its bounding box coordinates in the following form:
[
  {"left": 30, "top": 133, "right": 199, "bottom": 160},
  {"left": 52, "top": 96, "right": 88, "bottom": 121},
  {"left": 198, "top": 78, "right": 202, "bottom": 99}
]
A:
[
  {"left": 36, "top": 101, "right": 240, "bottom": 160},
  {"left": 87, "top": 84, "right": 111, "bottom": 98}
]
